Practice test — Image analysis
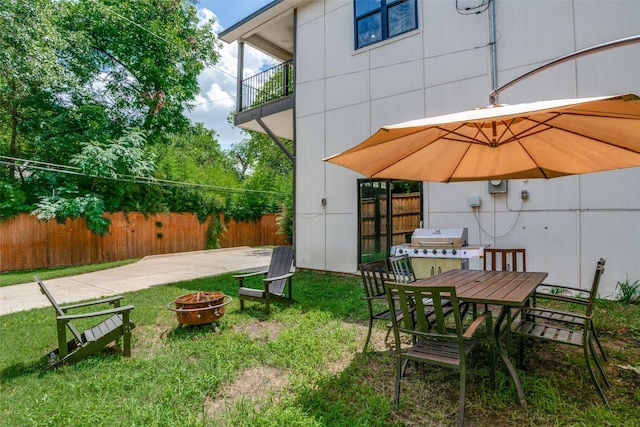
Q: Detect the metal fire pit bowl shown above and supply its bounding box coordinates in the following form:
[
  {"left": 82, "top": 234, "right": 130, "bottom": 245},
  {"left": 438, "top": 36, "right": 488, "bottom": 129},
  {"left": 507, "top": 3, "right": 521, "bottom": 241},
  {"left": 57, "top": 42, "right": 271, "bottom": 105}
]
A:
[{"left": 167, "top": 291, "right": 232, "bottom": 327}]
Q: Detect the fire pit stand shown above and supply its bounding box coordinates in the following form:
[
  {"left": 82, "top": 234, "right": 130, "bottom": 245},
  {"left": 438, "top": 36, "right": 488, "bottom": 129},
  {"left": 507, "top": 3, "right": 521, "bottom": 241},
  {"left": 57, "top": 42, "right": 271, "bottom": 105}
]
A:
[{"left": 167, "top": 291, "right": 232, "bottom": 331}]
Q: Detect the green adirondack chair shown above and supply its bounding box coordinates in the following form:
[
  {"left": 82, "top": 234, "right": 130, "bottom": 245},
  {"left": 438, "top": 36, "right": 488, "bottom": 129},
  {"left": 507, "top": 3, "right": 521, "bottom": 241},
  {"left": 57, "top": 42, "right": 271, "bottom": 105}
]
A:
[
  {"left": 36, "top": 276, "right": 135, "bottom": 368},
  {"left": 236, "top": 246, "right": 295, "bottom": 315}
]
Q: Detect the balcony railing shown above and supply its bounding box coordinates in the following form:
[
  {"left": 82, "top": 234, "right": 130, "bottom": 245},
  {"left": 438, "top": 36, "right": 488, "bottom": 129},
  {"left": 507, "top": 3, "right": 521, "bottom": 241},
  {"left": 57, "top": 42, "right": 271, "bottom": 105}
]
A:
[{"left": 240, "top": 60, "right": 293, "bottom": 112}]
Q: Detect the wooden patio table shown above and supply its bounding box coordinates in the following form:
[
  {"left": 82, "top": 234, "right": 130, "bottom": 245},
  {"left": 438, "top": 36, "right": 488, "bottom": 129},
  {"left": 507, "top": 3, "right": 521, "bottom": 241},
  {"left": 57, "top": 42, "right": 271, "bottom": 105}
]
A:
[{"left": 410, "top": 268, "right": 548, "bottom": 406}]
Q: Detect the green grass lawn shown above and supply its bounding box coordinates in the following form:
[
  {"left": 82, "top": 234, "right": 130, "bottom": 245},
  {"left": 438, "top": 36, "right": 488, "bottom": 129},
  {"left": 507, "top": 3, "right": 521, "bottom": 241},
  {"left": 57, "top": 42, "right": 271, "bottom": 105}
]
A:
[
  {"left": 1, "top": 270, "right": 639, "bottom": 426},
  {"left": 0, "top": 259, "right": 139, "bottom": 287}
]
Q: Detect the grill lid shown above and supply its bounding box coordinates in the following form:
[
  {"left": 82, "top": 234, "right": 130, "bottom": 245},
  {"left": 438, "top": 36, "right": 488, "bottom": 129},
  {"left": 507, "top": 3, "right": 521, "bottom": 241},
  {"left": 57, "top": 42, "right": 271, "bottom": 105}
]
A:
[{"left": 411, "top": 228, "right": 468, "bottom": 248}]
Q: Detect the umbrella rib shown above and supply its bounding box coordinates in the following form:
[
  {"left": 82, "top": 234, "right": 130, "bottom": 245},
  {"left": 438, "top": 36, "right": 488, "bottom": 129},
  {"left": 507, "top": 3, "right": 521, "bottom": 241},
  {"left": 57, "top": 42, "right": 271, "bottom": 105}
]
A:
[
  {"left": 503, "top": 115, "right": 556, "bottom": 179},
  {"left": 434, "top": 124, "right": 493, "bottom": 145},
  {"left": 514, "top": 113, "right": 640, "bottom": 155},
  {"left": 498, "top": 115, "right": 559, "bottom": 144},
  {"left": 366, "top": 126, "right": 462, "bottom": 177}
]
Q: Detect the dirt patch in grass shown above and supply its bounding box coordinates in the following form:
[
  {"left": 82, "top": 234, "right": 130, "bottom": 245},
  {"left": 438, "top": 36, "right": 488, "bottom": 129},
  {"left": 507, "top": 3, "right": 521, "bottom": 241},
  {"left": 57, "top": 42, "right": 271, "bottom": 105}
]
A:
[
  {"left": 230, "top": 319, "right": 284, "bottom": 341},
  {"left": 201, "top": 320, "right": 289, "bottom": 422},
  {"left": 204, "top": 365, "right": 291, "bottom": 422}
]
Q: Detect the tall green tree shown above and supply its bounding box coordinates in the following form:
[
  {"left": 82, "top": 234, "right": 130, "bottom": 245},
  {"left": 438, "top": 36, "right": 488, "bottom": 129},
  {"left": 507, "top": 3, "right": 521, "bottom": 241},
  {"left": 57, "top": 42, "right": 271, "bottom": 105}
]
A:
[
  {"left": 227, "top": 130, "right": 293, "bottom": 223},
  {"left": 32, "top": 129, "right": 155, "bottom": 234},
  {"left": 1, "top": 0, "right": 222, "bottom": 224},
  {"left": 151, "top": 123, "right": 239, "bottom": 219},
  {"left": 0, "top": 0, "right": 68, "bottom": 179},
  {"left": 56, "top": 0, "right": 220, "bottom": 139}
]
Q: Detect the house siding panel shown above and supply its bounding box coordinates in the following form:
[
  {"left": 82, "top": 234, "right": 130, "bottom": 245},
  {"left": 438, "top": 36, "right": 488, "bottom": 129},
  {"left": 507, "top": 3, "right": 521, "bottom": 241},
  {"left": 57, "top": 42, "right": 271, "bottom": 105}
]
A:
[
  {"left": 285, "top": 0, "right": 640, "bottom": 297},
  {"left": 370, "top": 59, "right": 423, "bottom": 101},
  {"left": 296, "top": 80, "right": 326, "bottom": 117},
  {"left": 325, "top": 72, "right": 370, "bottom": 111}
]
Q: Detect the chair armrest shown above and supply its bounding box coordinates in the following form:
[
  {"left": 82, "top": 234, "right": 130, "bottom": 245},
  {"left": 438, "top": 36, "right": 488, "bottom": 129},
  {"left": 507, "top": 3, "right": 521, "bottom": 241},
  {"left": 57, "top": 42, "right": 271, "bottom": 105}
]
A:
[
  {"left": 263, "top": 272, "right": 294, "bottom": 283},
  {"left": 534, "top": 290, "right": 589, "bottom": 306},
  {"left": 57, "top": 305, "right": 135, "bottom": 321},
  {"left": 463, "top": 312, "right": 491, "bottom": 339},
  {"left": 233, "top": 270, "right": 268, "bottom": 279},
  {"left": 534, "top": 283, "right": 591, "bottom": 302},
  {"left": 234, "top": 270, "right": 268, "bottom": 287},
  {"left": 61, "top": 295, "right": 124, "bottom": 311}
]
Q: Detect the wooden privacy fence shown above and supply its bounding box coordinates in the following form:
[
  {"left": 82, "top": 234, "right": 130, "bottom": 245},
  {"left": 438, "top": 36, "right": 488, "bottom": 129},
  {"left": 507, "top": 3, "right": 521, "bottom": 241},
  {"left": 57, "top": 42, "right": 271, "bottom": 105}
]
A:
[
  {"left": 0, "top": 212, "right": 289, "bottom": 272},
  {"left": 361, "top": 193, "right": 421, "bottom": 255}
]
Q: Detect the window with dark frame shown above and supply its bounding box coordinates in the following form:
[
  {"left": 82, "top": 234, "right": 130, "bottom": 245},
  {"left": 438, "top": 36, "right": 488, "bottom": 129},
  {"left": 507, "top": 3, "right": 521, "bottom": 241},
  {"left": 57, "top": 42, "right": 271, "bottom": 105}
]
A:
[{"left": 354, "top": 0, "right": 418, "bottom": 49}]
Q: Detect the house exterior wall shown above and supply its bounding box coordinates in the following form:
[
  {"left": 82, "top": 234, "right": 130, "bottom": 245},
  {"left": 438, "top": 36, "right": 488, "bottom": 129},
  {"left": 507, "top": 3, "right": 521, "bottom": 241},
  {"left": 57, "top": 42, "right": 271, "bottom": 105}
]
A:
[{"left": 293, "top": 0, "right": 640, "bottom": 297}]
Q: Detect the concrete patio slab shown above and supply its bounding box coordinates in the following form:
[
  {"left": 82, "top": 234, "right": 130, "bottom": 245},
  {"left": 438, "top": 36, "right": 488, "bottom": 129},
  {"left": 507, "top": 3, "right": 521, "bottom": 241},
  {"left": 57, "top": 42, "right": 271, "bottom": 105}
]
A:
[{"left": 0, "top": 246, "right": 272, "bottom": 316}]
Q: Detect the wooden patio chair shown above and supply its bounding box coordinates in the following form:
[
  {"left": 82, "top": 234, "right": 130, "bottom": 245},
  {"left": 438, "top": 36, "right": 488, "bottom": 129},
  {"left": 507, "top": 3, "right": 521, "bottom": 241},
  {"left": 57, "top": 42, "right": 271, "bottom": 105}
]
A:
[
  {"left": 483, "top": 248, "right": 526, "bottom": 272},
  {"left": 512, "top": 258, "right": 610, "bottom": 406},
  {"left": 389, "top": 254, "right": 416, "bottom": 284},
  {"left": 359, "top": 259, "right": 406, "bottom": 351},
  {"left": 531, "top": 261, "right": 607, "bottom": 361},
  {"left": 385, "top": 281, "right": 495, "bottom": 427},
  {"left": 236, "top": 246, "right": 295, "bottom": 315},
  {"left": 36, "top": 276, "right": 135, "bottom": 368},
  {"left": 388, "top": 253, "right": 469, "bottom": 319},
  {"left": 482, "top": 248, "right": 526, "bottom": 334}
]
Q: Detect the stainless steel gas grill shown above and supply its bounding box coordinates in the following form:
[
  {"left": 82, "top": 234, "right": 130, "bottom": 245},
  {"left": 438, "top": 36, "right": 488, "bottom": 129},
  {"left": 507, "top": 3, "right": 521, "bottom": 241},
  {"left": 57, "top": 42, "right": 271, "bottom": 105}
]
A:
[{"left": 392, "top": 228, "right": 487, "bottom": 278}]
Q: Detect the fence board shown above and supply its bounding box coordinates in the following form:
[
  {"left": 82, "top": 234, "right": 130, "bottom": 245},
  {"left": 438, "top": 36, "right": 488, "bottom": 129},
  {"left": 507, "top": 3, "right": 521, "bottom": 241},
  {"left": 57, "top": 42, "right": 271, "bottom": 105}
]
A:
[
  {"left": 361, "top": 193, "right": 421, "bottom": 252},
  {"left": 0, "top": 212, "right": 289, "bottom": 272}
]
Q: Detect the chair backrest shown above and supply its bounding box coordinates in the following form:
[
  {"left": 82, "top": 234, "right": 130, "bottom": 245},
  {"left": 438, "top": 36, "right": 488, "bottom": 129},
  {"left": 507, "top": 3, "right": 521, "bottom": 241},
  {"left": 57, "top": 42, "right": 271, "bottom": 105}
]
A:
[
  {"left": 389, "top": 254, "right": 416, "bottom": 284},
  {"left": 385, "top": 282, "right": 465, "bottom": 353},
  {"left": 360, "top": 260, "right": 391, "bottom": 299},
  {"left": 35, "top": 275, "right": 84, "bottom": 343},
  {"left": 266, "top": 246, "right": 295, "bottom": 295},
  {"left": 586, "top": 258, "right": 606, "bottom": 317},
  {"left": 483, "top": 248, "right": 526, "bottom": 272}
]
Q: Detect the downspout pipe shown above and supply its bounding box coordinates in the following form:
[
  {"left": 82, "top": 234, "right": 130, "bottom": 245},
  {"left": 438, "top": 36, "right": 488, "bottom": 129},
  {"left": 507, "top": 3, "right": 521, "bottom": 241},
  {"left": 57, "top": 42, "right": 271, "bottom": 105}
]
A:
[
  {"left": 489, "top": 34, "right": 640, "bottom": 104},
  {"left": 489, "top": 0, "right": 498, "bottom": 248},
  {"left": 489, "top": 0, "right": 498, "bottom": 94}
]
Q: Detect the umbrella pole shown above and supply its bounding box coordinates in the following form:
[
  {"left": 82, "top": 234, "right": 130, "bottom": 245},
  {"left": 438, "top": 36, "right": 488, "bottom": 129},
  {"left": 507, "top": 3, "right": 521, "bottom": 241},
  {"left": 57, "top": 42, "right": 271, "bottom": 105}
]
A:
[{"left": 489, "top": 34, "right": 640, "bottom": 104}]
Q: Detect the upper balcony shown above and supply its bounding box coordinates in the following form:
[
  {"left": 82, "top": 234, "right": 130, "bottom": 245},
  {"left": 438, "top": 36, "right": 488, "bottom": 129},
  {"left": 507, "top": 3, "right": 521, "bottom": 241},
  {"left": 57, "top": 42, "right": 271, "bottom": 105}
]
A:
[
  {"left": 234, "top": 60, "right": 294, "bottom": 140},
  {"left": 219, "top": 0, "right": 307, "bottom": 141}
]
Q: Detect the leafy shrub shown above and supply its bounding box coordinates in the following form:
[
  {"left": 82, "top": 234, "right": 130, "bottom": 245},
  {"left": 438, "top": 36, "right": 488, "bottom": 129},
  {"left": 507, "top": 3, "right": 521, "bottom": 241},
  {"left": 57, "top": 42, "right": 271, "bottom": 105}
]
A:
[{"left": 616, "top": 275, "right": 640, "bottom": 305}]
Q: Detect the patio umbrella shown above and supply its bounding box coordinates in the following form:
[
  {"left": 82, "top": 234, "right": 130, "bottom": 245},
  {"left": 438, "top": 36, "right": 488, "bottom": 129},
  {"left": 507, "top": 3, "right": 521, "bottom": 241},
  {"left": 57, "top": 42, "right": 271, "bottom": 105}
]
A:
[{"left": 323, "top": 94, "right": 640, "bottom": 182}]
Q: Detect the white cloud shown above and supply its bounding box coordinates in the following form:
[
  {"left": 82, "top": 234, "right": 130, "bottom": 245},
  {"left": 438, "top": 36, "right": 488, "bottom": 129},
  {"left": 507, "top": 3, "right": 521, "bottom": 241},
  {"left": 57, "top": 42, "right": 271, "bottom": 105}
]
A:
[{"left": 186, "top": 8, "right": 275, "bottom": 150}]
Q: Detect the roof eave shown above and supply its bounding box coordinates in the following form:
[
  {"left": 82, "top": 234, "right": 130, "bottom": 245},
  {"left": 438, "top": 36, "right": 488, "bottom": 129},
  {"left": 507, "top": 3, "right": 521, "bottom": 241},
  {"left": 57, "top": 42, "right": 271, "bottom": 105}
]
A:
[{"left": 218, "top": 0, "right": 304, "bottom": 43}]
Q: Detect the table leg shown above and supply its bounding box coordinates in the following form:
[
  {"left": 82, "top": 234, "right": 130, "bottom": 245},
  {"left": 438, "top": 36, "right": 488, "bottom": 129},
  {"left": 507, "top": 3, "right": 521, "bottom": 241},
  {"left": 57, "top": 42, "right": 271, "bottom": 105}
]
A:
[{"left": 495, "top": 305, "right": 527, "bottom": 407}]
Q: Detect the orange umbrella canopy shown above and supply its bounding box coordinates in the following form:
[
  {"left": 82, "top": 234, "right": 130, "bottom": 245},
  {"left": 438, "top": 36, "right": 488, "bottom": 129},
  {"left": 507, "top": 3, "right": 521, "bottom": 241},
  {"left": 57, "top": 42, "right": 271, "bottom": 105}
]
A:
[{"left": 324, "top": 94, "right": 640, "bottom": 182}]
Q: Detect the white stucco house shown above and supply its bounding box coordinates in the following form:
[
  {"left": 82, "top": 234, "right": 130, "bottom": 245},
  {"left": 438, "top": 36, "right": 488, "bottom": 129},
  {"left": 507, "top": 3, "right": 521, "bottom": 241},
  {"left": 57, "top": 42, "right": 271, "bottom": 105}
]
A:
[{"left": 219, "top": 0, "right": 640, "bottom": 299}]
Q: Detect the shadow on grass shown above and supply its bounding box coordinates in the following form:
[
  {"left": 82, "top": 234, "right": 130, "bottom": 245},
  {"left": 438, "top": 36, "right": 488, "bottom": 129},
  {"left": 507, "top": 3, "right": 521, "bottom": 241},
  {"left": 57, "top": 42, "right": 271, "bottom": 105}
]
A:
[
  {"left": 0, "top": 356, "right": 51, "bottom": 383},
  {"left": 164, "top": 323, "right": 221, "bottom": 341},
  {"left": 287, "top": 348, "right": 503, "bottom": 427},
  {"left": 0, "top": 344, "right": 134, "bottom": 384}
]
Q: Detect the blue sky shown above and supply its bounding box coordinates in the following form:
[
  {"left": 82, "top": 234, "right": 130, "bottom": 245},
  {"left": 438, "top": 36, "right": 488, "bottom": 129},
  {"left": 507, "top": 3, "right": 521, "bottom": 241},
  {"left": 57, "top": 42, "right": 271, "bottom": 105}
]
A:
[
  {"left": 198, "top": 0, "right": 273, "bottom": 29},
  {"left": 185, "top": 1, "right": 276, "bottom": 150}
]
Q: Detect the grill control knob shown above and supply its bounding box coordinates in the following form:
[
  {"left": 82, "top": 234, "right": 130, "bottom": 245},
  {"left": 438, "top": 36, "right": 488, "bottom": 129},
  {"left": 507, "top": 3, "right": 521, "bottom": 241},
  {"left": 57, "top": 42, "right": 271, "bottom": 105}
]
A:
[
  {"left": 452, "top": 249, "right": 457, "bottom": 255},
  {"left": 441, "top": 249, "right": 447, "bottom": 255},
  {"left": 422, "top": 249, "right": 428, "bottom": 254},
  {"left": 398, "top": 249, "right": 403, "bottom": 254},
  {"left": 413, "top": 249, "right": 418, "bottom": 254},
  {"left": 431, "top": 249, "right": 437, "bottom": 255}
]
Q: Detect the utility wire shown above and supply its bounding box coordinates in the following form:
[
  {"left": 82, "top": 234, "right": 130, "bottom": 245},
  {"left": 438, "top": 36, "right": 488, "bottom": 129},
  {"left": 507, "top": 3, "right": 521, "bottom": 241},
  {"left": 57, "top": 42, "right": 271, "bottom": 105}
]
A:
[
  {"left": 0, "top": 156, "right": 286, "bottom": 196},
  {"left": 456, "top": 0, "right": 489, "bottom": 15}
]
